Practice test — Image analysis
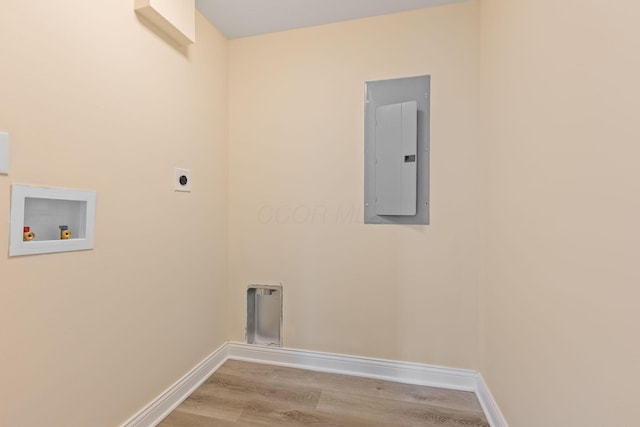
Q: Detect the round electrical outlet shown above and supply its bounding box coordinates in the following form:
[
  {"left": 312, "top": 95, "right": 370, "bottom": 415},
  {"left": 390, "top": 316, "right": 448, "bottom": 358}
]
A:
[{"left": 174, "top": 168, "right": 192, "bottom": 192}]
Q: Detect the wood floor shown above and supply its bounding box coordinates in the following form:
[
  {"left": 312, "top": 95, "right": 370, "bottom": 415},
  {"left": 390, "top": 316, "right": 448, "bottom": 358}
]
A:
[{"left": 158, "top": 360, "right": 489, "bottom": 427}]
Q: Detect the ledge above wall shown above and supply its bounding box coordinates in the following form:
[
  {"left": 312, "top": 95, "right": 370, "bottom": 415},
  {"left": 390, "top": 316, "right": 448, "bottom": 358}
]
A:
[{"left": 135, "top": 0, "right": 195, "bottom": 45}]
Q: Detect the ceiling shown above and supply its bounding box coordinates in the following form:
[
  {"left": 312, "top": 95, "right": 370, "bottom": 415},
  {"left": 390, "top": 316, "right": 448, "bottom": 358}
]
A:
[{"left": 195, "top": 0, "right": 465, "bottom": 39}]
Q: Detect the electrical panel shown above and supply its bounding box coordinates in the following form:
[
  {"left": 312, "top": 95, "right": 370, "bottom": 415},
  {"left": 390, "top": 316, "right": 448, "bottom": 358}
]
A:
[
  {"left": 365, "top": 75, "right": 430, "bottom": 225},
  {"left": 374, "top": 101, "right": 418, "bottom": 216}
]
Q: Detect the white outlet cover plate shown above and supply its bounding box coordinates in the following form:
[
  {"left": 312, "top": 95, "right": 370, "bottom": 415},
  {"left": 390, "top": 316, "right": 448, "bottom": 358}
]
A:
[
  {"left": 0, "top": 132, "right": 8, "bottom": 174},
  {"left": 174, "top": 168, "right": 191, "bottom": 192}
]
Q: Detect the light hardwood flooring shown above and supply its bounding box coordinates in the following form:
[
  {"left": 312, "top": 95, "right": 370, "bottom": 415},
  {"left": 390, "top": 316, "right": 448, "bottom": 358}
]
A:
[{"left": 158, "top": 360, "right": 489, "bottom": 427}]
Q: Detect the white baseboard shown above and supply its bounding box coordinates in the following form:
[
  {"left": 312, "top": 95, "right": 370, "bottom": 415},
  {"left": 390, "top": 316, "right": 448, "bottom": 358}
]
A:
[
  {"left": 476, "top": 373, "right": 509, "bottom": 427},
  {"left": 225, "top": 342, "right": 478, "bottom": 391},
  {"left": 121, "top": 344, "right": 229, "bottom": 427},
  {"left": 122, "top": 341, "right": 508, "bottom": 427}
]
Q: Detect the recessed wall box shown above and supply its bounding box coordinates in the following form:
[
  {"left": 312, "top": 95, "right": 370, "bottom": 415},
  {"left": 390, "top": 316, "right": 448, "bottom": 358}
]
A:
[
  {"left": 365, "top": 75, "right": 430, "bottom": 225},
  {"left": 9, "top": 185, "right": 97, "bottom": 256},
  {"left": 0, "top": 132, "right": 8, "bottom": 174},
  {"left": 247, "top": 284, "right": 283, "bottom": 347}
]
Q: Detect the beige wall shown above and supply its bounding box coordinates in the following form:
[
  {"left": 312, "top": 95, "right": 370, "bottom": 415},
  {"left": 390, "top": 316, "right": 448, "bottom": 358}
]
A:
[
  {"left": 0, "top": 2, "right": 228, "bottom": 426},
  {"left": 228, "top": 2, "right": 481, "bottom": 368},
  {"left": 479, "top": 0, "right": 640, "bottom": 425},
  {"left": 4, "top": 1, "right": 637, "bottom": 425}
]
